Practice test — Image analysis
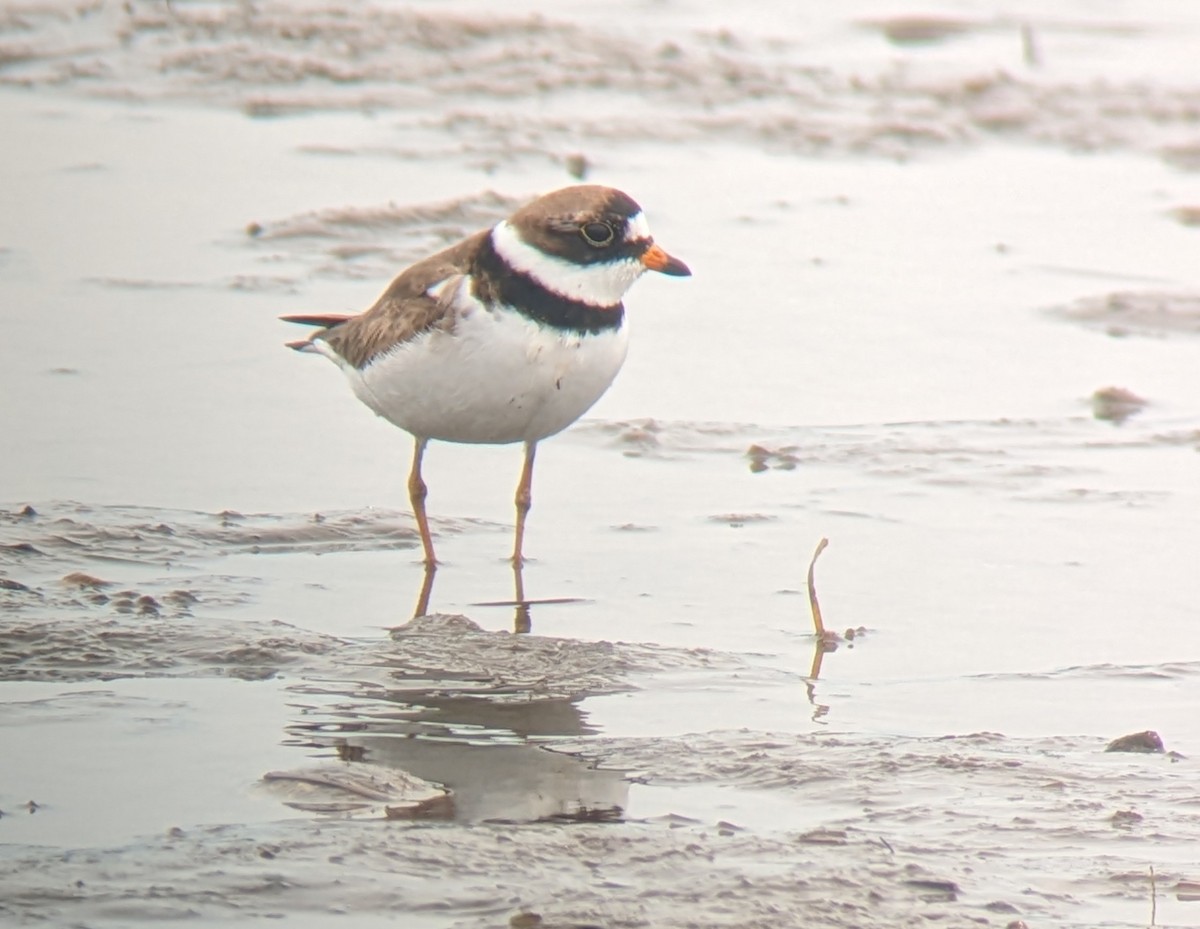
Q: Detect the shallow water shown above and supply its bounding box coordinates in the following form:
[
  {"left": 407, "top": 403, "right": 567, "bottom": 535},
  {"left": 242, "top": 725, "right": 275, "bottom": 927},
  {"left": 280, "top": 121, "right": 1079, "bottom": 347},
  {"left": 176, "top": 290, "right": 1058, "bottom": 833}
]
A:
[{"left": 2, "top": 1, "right": 1200, "bottom": 926}]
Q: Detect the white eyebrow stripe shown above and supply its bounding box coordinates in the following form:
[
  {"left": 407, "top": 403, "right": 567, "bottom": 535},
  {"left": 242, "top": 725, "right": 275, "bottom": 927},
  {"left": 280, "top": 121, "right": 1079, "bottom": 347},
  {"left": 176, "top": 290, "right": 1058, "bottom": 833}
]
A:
[
  {"left": 625, "top": 211, "right": 651, "bottom": 243},
  {"left": 490, "top": 219, "right": 648, "bottom": 308}
]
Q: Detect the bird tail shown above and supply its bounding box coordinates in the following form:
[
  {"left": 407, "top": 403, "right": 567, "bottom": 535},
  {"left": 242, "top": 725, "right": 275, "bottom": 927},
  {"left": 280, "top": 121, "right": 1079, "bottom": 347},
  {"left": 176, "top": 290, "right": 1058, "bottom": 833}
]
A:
[
  {"left": 280, "top": 313, "right": 354, "bottom": 328},
  {"left": 280, "top": 313, "right": 354, "bottom": 352}
]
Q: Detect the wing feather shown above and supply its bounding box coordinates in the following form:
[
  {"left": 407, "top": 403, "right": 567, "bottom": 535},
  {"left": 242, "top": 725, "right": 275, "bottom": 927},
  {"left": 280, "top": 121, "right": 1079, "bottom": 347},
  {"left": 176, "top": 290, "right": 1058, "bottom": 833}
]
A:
[{"left": 281, "top": 230, "right": 488, "bottom": 367}]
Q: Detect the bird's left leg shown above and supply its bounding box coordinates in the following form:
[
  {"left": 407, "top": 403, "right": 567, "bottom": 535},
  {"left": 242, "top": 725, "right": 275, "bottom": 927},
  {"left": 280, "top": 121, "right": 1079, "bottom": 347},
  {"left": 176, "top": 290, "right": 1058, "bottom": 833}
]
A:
[{"left": 511, "top": 441, "right": 537, "bottom": 568}]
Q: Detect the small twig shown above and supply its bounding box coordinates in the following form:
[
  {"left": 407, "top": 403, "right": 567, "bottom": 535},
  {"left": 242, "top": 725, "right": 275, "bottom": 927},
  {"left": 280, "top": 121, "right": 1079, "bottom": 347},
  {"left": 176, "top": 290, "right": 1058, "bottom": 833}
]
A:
[{"left": 807, "top": 537, "right": 829, "bottom": 637}]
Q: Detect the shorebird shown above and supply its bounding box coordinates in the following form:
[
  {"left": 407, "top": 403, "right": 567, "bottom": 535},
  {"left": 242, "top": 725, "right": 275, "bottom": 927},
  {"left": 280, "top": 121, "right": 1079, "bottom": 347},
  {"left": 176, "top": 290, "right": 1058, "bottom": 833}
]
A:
[{"left": 283, "top": 185, "right": 690, "bottom": 568}]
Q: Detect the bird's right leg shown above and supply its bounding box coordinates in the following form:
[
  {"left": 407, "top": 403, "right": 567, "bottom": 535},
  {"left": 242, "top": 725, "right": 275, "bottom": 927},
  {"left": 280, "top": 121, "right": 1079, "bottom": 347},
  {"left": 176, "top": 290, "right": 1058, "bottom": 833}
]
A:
[{"left": 408, "top": 437, "right": 437, "bottom": 567}]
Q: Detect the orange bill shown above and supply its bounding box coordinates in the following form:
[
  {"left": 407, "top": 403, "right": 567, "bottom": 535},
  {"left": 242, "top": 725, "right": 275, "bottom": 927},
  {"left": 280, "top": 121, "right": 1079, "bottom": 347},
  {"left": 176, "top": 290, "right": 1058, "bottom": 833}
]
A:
[{"left": 640, "top": 243, "right": 691, "bottom": 276}]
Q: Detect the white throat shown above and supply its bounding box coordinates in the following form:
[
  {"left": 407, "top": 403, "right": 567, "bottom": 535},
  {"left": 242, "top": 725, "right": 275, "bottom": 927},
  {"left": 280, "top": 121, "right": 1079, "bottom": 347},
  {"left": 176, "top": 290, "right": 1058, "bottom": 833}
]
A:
[{"left": 491, "top": 218, "right": 648, "bottom": 308}]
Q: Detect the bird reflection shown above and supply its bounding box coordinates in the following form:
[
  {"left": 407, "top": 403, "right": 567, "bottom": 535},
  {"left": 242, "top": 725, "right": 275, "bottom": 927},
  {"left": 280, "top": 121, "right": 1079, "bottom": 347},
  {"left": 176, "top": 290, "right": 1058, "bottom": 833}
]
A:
[
  {"left": 412, "top": 561, "right": 438, "bottom": 619},
  {"left": 412, "top": 559, "right": 577, "bottom": 633},
  {"left": 510, "top": 561, "right": 531, "bottom": 633}
]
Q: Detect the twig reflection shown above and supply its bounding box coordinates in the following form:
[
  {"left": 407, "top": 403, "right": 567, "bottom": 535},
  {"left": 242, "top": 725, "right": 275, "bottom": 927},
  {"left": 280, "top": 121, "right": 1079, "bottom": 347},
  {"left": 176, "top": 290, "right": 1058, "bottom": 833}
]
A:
[{"left": 805, "top": 637, "right": 839, "bottom": 723}]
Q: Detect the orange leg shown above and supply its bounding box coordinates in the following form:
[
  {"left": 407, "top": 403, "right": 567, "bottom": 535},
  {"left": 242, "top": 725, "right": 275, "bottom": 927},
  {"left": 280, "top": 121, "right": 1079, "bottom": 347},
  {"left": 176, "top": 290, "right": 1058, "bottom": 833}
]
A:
[
  {"left": 511, "top": 441, "right": 537, "bottom": 567},
  {"left": 408, "top": 438, "right": 436, "bottom": 567}
]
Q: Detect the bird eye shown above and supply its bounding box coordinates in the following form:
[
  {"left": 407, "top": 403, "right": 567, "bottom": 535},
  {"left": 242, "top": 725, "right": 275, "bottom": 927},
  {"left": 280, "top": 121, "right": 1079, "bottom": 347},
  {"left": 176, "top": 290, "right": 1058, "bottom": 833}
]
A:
[{"left": 580, "top": 221, "right": 615, "bottom": 246}]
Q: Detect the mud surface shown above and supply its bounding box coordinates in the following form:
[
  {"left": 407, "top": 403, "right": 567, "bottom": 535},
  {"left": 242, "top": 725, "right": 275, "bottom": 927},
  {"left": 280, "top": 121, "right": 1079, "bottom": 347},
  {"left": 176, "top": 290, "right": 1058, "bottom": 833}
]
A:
[{"left": 3, "top": 1, "right": 1200, "bottom": 927}]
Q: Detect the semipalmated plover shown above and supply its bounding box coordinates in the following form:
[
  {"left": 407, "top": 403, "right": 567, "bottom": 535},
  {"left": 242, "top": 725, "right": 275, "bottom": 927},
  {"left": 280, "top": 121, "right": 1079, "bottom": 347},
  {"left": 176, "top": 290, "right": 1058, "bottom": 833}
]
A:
[{"left": 283, "top": 185, "right": 690, "bottom": 567}]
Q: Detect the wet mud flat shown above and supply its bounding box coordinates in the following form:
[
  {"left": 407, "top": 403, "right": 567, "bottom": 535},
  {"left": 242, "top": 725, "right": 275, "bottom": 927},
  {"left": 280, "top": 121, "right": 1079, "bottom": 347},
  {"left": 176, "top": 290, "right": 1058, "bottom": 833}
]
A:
[
  {"left": 1, "top": 481, "right": 1197, "bottom": 928},
  {"left": 4, "top": 0, "right": 1200, "bottom": 927},
  {"left": 2, "top": 732, "right": 1191, "bottom": 929},
  {"left": 1, "top": 607, "right": 1196, "bottom": 929}
]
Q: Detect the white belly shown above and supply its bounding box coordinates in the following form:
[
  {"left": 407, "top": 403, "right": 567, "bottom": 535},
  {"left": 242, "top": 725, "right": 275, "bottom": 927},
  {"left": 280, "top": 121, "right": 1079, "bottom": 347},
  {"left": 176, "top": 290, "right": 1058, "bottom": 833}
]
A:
[{"left": 338, "top": 305, "right": 629, "bottom": 445}]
